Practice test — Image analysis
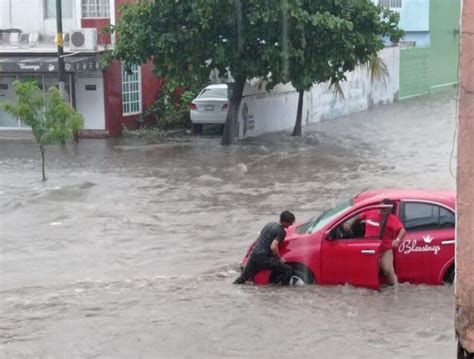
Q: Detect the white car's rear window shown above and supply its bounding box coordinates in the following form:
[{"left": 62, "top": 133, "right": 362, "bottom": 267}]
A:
[{"left": 199, "top": 88, "right": 228, "bottom": 99}]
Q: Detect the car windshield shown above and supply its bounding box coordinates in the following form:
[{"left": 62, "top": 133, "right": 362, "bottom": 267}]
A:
[
  {"left": 198, "top": 87, "right": 228, "bottom": 99},
  {"left": 298, "top": 198, "right": 354, "bottom": 234}
]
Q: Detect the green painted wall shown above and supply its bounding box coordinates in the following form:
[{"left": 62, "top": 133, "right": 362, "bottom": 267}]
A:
[
  {"left": 400, "top": 48, "right": 430, "bottom": 98},
  {"left": 399, "top": 0, "right": 461, "bottom": 100}
]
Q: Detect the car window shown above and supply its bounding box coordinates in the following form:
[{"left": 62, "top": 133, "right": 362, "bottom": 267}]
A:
[
  {"left": 198, "top": 87, "right": 228, "bottom": 99},
  {"left": 402, "top": 202, "right": 454, "bottom": 232},
  {"left": 298, "top": 198, "right": 353, "bottom": 234},
  {"left": 439, "top": 207, "right": 455, "bottom": 229},
  {"left": 329, "top": 208, "right": 385, "bottom": 241}
]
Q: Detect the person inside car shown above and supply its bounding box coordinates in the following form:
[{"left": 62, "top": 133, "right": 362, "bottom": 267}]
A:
[{"left": 233, "top": 211, "right": 296, "bottom": 285}]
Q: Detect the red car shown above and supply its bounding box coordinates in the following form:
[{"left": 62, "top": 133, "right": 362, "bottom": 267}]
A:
[{"left": 240, "top": 189, "right": 456, "bottom": 289}]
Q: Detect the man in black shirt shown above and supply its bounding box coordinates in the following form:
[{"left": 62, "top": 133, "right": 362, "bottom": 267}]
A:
[{"left": 233, "top": 211, "right": 296, "bottom": 285}]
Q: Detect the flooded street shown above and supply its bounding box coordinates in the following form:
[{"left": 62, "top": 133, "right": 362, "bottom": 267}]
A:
[{"left": 0, "top": 90, "right": 457, "bottom": 358}]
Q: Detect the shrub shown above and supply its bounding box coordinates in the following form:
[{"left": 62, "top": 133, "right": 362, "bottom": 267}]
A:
[{"left": 139, "top": 80, "right": 196, "bottom": 130}]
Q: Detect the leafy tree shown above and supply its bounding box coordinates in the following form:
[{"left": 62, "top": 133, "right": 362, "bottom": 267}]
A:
[
  {"left": 106, "top": 0, "right": 283, "bottom": 145},
  {"left": 108, "top": 0, "right": 402, "bottom": 143},
  {"left": 270, "top": 0, "right": 404, "bottom": 136},
  {"left": 140, "top": 80, "right": 196, "bottom": 129},
  {"left": 0, "top": 81, "right": 84, "bottom": 181}
]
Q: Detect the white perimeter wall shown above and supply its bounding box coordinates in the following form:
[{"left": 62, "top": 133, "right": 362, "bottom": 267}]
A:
[{"left": 238, "top": 46, "right": 400, "bottom": 139}]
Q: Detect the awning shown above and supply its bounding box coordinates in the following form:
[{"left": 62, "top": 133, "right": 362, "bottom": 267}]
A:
[{"left": 0, "top": 55, "right": 102, "bottom": 73}]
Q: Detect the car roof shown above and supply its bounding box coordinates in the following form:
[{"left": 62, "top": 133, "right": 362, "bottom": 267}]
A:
[{"left": 354, "top": 189, "right": 456, "bottom": 209}]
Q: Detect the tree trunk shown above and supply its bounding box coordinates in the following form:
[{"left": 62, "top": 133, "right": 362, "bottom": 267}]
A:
[
  {"left": 40, "top": 145, "right": 46, "bottom": 181},
  {"left": 221, "top": 79, "right": 246, "bottom": 146},
  {"left": 292, "top": 90, "right": 304, "bottom": 137}
]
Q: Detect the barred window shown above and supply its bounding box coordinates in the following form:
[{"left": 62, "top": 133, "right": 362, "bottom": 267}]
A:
[
  {"left": 378, "top": 0, "right": 403, "bottom": 9},
  {"left": 122, "top": 64, "right": 142, "bottom": 116},
  {"left": 82, "top": 0, "right": 110, "bottom": 19}
]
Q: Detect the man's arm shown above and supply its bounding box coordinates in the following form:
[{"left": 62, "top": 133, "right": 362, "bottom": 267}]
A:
[
  {"left": 345, "top": 214, "right": 362, "bottom": 234},
  {"left": 393, "top": 228, "right": 406, "bottom": 248},
  {"left": 270, "top": 239, "right": 283, "bottom": 261}
]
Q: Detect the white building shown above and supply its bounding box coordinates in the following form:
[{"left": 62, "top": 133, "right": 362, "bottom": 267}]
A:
[{"left": 0, "top": 0, "right": 161, "bottom": 136}]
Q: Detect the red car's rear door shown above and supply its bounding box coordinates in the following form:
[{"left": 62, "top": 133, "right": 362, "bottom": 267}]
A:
[{"left": 395, "top": 201, "right": 456, "bottom": 284}]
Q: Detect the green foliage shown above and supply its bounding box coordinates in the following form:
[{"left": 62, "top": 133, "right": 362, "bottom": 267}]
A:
[
  {"left": 140, "top": 81, "right": 196, "bottom": 130},
  {"left": 270, "top": 0, "right": 405, "bottom": 93},
  {"left": 0, "top": 81, "right": 84, "bottom": 180},
  {"left": 1, "top": 81, "right": 84, "bottom": 145},
  {"left": 1, "top": 81, "right": 44, "bottom": 132},
  {"left": 367, "top": 54, "right": 389, "bottom": 86},
  {"left": 107, "top": 1, "right": 284, "bottom": 87},
  {"left": 108, "top": 0, "right": 284, "bottom": 144},
  {"left": 108, "top": 0, "right": 403, "bottom": 142},
  {"left": 271, "top": 0, "right": 404, "bottom": 136},
  {"left": 45, "top": 87, "right": 84, "bottom": 144}
]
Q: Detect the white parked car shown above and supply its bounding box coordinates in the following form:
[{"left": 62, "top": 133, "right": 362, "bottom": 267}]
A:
[{"left": 189, "top": 84, "right": 231, "bottom": 134}]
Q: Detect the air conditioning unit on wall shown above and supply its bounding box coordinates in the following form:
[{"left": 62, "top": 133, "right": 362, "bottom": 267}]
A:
[{"left": 70, "top": 28, "right": 97, "bottom": 51}]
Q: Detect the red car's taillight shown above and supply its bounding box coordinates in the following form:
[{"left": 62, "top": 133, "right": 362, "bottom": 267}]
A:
[
  {"left": 189, "top": 103, "right": 197, "bottom": 111},
  {"left": 221, "top": 104, "right": 229, "bottom": 111}
]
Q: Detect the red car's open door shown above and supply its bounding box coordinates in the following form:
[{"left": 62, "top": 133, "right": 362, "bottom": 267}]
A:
[
  {"left": 320, "top": 205, "right": 393, "bottom": 289},
  {"left": 321, "top": 237, "right": 381, "bottom": 289}
]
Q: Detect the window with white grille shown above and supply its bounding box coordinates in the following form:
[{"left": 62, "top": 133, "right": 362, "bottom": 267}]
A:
[
  {"left": 82, "top": 0, "right": 110, "bottom": 19},
  {"left": 378, "top": 0, "right": 403, "bottom": 9},
  {"left": 122, "top": 64, "right": 142, "bottom": 116}
]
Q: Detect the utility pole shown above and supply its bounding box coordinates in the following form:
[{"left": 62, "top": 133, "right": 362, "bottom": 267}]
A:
[
  {"left": 456, "top": 0, "right": 474, "bottom": 358},
  {"left": 55, "top": 0, "right": 67, "bottom": 99}
]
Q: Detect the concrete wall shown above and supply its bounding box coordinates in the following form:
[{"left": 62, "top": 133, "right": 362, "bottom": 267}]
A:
[
  {"left": 399, "top": 0, "right": 461, "bottom": 99},
  {"left": 429, "top": 0, "right": 461, "bottom": 91},
  {"left": 399, "top": 48, "right": 430, "bottom": 98},
  {"left": 238, "top": 46, "right": 400, "bottom": 139}
]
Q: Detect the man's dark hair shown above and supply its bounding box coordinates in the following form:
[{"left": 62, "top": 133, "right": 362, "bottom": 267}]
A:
[{"left": 280, "top": 210, "right": 295, "bottom": 224}]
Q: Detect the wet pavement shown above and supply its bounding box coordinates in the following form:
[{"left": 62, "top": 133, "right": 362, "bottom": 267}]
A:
[{"left": 0, "top": 90, "right": 457, "bottom": 358}]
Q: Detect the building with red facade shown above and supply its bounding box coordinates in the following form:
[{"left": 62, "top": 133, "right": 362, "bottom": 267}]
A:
[{"left": 0, "top": 0, "right": 163, "bottom": 136}]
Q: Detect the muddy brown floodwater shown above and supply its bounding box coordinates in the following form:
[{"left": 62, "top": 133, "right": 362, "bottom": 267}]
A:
[{"left": 0, "top": 90, "right": 457, "bottom": 358}]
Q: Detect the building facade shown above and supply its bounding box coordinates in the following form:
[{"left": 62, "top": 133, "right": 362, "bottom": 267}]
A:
[
  {"left": 373, "top": 0, "right": 461, "bottom": 99},
  {"left": 399, "top": 0, "right": 461, "bottom": 99},
  {"left": 0, "top": 0, "right": 163, "bottom": 136},
  {"left": 371, "top": 0, "right": 461, "bottom": 99},
  {"left": 372, "top": 0, "right": 431, "bottom": 48}
]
